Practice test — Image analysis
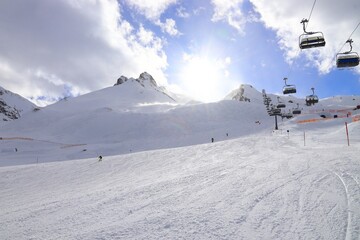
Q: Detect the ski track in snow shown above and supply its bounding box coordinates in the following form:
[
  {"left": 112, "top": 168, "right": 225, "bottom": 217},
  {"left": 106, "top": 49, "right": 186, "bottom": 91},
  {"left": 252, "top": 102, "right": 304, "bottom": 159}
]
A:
[
  {"left": 331, "top": 169, "right": 360, "bottom": 240},
  {"left": 1, "top": 130, "right": 360, "bottom": 240}
]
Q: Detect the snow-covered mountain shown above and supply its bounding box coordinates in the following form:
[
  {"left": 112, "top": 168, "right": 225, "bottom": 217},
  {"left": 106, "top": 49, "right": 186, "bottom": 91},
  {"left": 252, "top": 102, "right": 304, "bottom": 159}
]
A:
[
  {"left": 1, "top": 72, "right": 360, "bottom": 166},
  {"left": 114, "top": 72, "right": 194, "bottom": 104},
  {"left": 225, "top": 84, "right": 264, "bottom": 104},
  {"left": 1, "top": 73, "right": 360, "bottom": 240},
  {"left": 0, "top": 86, "right": 37, "bottom": 125},
  {"left": 0, "top": 72, "right": 272, "bottom": 165}
]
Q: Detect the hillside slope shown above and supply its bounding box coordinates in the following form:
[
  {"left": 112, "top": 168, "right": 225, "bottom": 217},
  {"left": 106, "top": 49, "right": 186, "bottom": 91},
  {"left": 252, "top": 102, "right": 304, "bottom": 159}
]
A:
[
  {"left": 1, "top": 73, "right": 360, "bottom": 165},
  {"left": 1, "top": 122, "right": 359, "bottom": 239},
  {"left": 0, "top": 75, "right": 272, "bottom": 165}
]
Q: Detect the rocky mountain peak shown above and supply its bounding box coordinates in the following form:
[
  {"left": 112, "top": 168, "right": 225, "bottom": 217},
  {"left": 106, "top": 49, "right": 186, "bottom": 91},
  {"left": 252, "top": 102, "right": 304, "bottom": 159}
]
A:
[
  {"left": 138, "top": 72, "right": 158, "bottom": 87},
  {"left": 224, "top": 84, "right": 264, "bottom": 104},
  {"left": 114, "top": 72, "right": 158, "bottom": 88},
  {"left": 114, "top": 76, "right": 128, "bottom": 86}
]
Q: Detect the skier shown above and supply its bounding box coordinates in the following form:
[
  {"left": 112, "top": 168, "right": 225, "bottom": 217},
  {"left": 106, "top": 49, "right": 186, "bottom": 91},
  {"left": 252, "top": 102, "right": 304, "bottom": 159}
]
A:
[{"left": 98, "top": 155, "right": 103, "bottom": 162}]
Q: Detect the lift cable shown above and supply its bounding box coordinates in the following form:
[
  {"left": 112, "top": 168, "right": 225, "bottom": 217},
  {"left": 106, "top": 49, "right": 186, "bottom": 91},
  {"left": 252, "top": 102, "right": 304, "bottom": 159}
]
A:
[
  {"left": 283, "top": 0, "right": 318, "bottom": 90},
  {"left": 306, "top": 0, "right": 317, "bottom": 28},
  {"left": 309, "top": 20, "right": 360, "bottom": 99},
  {"left": 321, "top": 20, "right": 360, "bottom": 72},
  {"left": 337, "top": 21, "right": 360, "bottom": 54}
]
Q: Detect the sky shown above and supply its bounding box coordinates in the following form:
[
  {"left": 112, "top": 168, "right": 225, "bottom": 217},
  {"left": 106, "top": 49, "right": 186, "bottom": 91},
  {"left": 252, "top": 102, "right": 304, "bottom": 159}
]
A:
[{"left": 0, "top": 0, "right": 359, "bottom": 106}]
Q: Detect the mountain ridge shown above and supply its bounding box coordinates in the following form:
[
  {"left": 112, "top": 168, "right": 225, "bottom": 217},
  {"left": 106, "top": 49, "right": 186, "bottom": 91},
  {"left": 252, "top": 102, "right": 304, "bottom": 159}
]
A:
[{"left": 0, "top": 86, "right": 37, "bottom": 125}]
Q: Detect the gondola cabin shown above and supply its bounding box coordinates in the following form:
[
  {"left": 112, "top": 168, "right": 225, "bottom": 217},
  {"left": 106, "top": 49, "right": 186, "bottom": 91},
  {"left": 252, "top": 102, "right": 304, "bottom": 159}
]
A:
[
  {"left": 282, "top": 112, "right": 293, "bottom": 119},
  {"left": 269, "top": 108, "right": 281, "bottom": 116},
  {"left": 299, "top": 33, "right": 326, "bottom": 49},
  {"left": 336, "top": 53, "right": 360, "bottom": 68},
  {"left": 283, "top": 85, "right": 297, "bottom": 94},
  {"left": 276, "top": 103, "right": 286, "bottom": 108},
  {"left": 292, "top": 109, "right": 301, "bottom": 114},
  {"left": 305, "top": 95, "right": 319, "bottom": 106}
]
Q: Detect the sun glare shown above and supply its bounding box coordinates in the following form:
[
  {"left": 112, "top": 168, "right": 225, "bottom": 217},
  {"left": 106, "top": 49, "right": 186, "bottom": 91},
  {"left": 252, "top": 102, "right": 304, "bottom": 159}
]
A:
[{"left": 179, "top": 54, "right": 230, "bottom": 102}]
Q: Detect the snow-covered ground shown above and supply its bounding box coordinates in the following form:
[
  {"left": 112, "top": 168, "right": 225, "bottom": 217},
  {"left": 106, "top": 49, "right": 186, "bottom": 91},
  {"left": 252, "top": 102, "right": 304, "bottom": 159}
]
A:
[
  {"left": 1, "top": 78, "right": 360, "bottom": 239},
  {"left": 1, "top": 123, "right": 360, "bottom": 239}
]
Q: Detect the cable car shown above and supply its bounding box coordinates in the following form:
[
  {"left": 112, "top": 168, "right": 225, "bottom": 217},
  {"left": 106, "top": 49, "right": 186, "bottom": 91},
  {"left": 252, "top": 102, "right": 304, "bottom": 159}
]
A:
[
  {"left": 277, "top": 103, "right": 286, "bottom": 108},
  {"left": 299, "top": 19, "right": 325, "bottom": 49},
  {"left": 305, "top": 87, "right": 319, "bottom": 106},
  {"left": 292, "top": 109, "right": 301, "bottom": 114},
  {"left": 269, "top": 108, "right": 281, "bottom": 116},
  {"left": 282, "top": 111, "right": 293, "bottom": 119},
  {"left": 282, "top": 77, "right": 296, "bottom": 94},
  {"left": 336, "top": 39, "right": 360, "bottom": 68},
  {"left": 292, "top": 103, "right": 301, "bottom": 114},
  {"left": 276, "top": 96, "right": 286, "bottom": 108}
]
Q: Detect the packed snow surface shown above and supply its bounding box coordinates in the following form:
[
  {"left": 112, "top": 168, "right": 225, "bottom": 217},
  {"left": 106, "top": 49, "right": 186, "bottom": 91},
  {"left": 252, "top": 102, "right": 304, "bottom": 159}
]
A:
[
  {"left": 1, "top": 128, "right": 360, "bottom": 239},
  {"left": 1, "top": 80, "right": 360, "bottom": 239}
]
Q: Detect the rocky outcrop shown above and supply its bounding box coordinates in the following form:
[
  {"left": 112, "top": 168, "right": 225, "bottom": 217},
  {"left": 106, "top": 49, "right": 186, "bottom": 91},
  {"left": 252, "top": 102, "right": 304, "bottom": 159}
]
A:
[
  {"left": 0, "top": 86, "right": 37, "bottom": 123},
  {"left": 114, "top": 76, "right": 128, "bottom": 86},
  {"left": 137, "top": 72, "right": 158, "bottom": 87},
  {"left": 232, "top": 87, "right": 250, "bottom": 102},
  {"left": 0, "top": 99, "right": 20, "bottom": 121},
  {"left": 114, "top": 72, "right": 158, "bottom": 88}
]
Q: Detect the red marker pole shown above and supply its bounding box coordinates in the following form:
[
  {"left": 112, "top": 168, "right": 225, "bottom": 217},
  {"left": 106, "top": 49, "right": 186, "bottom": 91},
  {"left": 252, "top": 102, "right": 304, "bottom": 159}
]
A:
[{"left": 345, "top": 122, "right": 350, "bottom": 146}]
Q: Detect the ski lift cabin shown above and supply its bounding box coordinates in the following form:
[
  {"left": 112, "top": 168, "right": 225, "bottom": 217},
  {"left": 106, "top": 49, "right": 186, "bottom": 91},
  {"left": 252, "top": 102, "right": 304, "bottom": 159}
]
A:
[
  {"left": 276, "top": 96, "right": 286, "bottom": 108},
  {"left": 305, "top": 88, "right": 319, "bottom": 106},
  {"left": 337, "top": 53, "right": 360, "bottom": 68},
  {"left": 282, "top": 111, "right": 293, "bottom": 119},
  {"left": 299, "top": 19, "right": 325, "bottom": 49},
  {"left": 306, "top": 95, "right": 319, "bottom": 106},
  {"left": 292, "top": 103, "right": 301, "bottom": 114},
  {"left": 282, "top": 77, "right": 296, "bottom": 94},
  {"left": 277, "top": 103, "right": 286, "bottom": 108},
  {"left": 336, "top": 39, "right": 360, "bottom": 68},
  {"left": 292, "top": 109, "right": 301, "bottom": 114},
  {"left": 269, "top": 108, "right": 281, "bottom": 116}
]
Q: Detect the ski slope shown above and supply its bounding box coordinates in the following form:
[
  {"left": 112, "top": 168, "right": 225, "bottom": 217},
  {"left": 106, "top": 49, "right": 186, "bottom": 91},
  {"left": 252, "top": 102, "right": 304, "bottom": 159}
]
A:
[{"left": 1, "top": 123, "right": 360, "bottom": 239}]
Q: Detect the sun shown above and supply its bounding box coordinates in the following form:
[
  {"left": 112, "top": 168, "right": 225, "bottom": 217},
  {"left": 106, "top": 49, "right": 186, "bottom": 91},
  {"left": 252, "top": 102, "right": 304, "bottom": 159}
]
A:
[{"left": 177, "top": 54, "right": 231, "bottom": 102}]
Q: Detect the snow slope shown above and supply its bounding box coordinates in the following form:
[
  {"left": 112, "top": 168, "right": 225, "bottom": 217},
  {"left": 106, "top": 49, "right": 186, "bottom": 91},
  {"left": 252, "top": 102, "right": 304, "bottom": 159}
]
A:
[
  {"left": 1, "top": 76, "right": 360, "bottom": 239},
  {"left": 1, "top": 122, "right": 359, "bottom": 239},
  {"left": 1, "top": 76, "right": 359, "bottom": 167},
  {"left": 0, "top": 77, "right": 272, "bottom": 166}
]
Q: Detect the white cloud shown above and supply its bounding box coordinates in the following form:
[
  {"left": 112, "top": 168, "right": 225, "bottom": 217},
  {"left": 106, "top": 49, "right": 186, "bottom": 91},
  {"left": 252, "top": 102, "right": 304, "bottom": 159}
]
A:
[
  {"left": 0, "top": 0, "right": 168, "bottom": 106},
  {"left": 225, "top": 57, "right": 232, "bottom": 64},
  {"left": 123, "top": 0, "right": 177, "bottom": 21},
  {"left": 156, "top": 18, "right": 182, "bottom": 36},
  {"left": 124, "top": 0, "right": 181, "bottom": 37},
  {"left": 137, "top": 25, "right": 155, "bottom": 45},
  {"left": 250, "top": 0, "right": 360, "bottom": 74},
  {"left": 176, "top": 6, "right": 190, "bottom": 18},
  {"left": 211, "top": 0, "right": 247, "bottom": 35},
  {"left": 193, "top": 7, "right": 206, "bottom": 16}
]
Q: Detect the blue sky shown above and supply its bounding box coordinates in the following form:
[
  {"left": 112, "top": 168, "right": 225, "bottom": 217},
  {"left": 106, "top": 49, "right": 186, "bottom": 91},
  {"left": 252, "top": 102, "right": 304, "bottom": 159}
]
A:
[{"left": 0, "top": 0, "right": 359, "bottom": 106}]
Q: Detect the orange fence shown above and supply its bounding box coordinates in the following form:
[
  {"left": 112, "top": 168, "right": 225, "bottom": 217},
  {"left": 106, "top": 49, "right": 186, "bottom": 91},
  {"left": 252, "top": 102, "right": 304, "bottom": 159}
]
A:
[
  {"left": 0, "top": 137, "right": 34, "bottom": 140},
  {"left": 297, "top": 114, "right": 360, "bottom": 124}
]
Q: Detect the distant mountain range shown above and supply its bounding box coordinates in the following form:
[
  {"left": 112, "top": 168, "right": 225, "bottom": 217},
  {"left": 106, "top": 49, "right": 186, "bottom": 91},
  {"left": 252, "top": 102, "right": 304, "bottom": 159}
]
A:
[{"left": 1, "top": 72, "right": 360, "bottom": 125}]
